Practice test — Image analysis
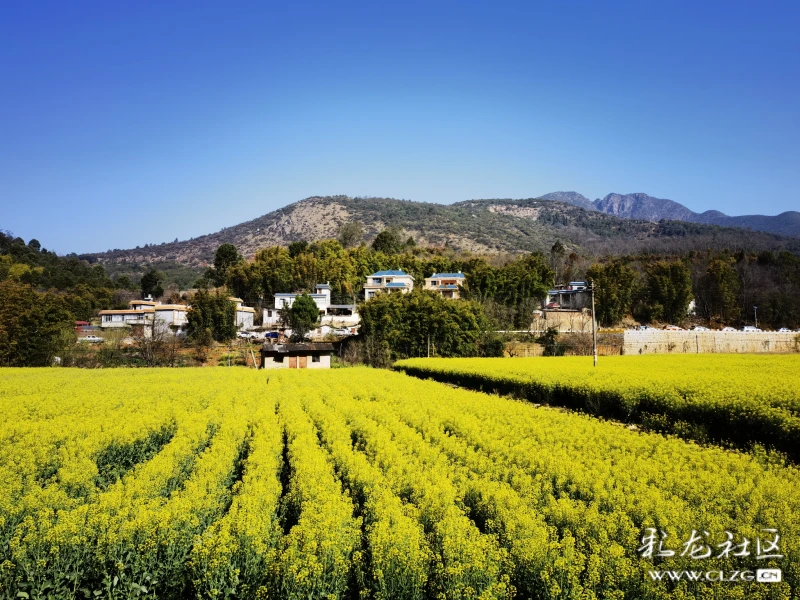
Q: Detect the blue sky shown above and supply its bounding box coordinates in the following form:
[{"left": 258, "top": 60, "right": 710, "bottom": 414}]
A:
[{"left": 1, "top": 1, "right": 798, "bottom": 254}]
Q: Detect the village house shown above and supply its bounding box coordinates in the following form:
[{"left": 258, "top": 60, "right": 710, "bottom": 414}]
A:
[
  {"left": 535, "top": 281, "right": 595, "bottom": 333},
  {"left": 153, "top": 304, "right": 190, "bottom": 332},
  {"left": 100, "top": 299, "right": 190, "bottom": 336},
  {"left": 424, "top": 271, "right": 465, "bottom": 299},
  {"left": 263, "top": 283, "right": 359, "bottom": 328},
  {"left": 228, "top": 297, "right": 256, "bottom": 330},
  {"left": 543, "top": 281, "right": 591, "bottom": 311},
  {"left": 99, "top": 302, "right": 156, "bottom": 329},
  {"left": 259, "top": 342, "right": 333, "bottom": 369},
  {"left": 130, "top": 299, "right": 159, "bottom": 311},
  {"left": 363, "top": 270, "right": 414, "bottom": 300},
  {"left": 100, "top": 294, "right": 257, "bottom": 337}
]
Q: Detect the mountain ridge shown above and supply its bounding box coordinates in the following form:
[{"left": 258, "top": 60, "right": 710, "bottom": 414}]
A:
[
  {"left": 537, "top": 190, "right": 799, "bottom": 238},
  {"left": 88, "top": 195, "right": 800, "bottom": 267}
]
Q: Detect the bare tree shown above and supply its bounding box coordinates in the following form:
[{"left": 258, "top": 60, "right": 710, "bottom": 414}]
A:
[
  {"left": 133, "top": 319, "right": 171, "bottom": 366},
  {"left": 97, "top": 328, "right": 129, "bottom": 366}
]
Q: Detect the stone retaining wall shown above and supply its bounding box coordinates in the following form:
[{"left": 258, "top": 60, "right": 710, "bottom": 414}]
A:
[{"left": 623, "top": 330, "right": 800, "bottom": 355}]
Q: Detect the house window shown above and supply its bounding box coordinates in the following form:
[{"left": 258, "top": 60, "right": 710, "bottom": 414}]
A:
[
  {"left": 312, "top": 355, "right": 320, "bottom": 363},
  {"left": 274, "top": 355, "right": 284, "bottom": 363}
]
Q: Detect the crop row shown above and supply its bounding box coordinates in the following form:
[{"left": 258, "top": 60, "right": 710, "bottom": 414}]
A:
[
  {"left": 1, "top": 367, "right": 799, "bottom": 599},
  {"left": 393, "top": 354, "right": 800, "bottom": 459}
]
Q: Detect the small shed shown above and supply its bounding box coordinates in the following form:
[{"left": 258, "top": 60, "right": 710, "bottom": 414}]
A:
[{"left": 260, "top": 343, "right": 334, "bottom": 369}]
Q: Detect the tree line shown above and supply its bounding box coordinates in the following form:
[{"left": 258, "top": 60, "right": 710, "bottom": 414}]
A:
[
  {"left": 587, "top": 249, "right": 800, "bottom": 329},
  {"left": 2, "top": 223, "right": 800, "bottom": 367}
]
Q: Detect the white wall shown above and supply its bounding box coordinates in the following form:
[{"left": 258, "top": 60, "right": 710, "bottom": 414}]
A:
[
  {"left": 261, "top": 353, "right": 331, "bottom": 369},
  {"left": 237, "top": 310, "right": 255, "bottom": 330},
  {"left": 623, "top": 330, "right": 800, "bottom": 354}
]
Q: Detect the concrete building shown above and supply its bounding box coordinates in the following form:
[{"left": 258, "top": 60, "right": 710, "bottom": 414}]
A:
[
  {"left": 260, "top": 342, "right": 334, "bottom": 369},
  {"left": 154, "top": 304, "right": 190, "bottom": 335},
  {"left": 273, "top": 283, "right": 332, "bottom": 313},
  {"left": 543, "top": 282, "right": 591, "bottom": 311},
  {"left": 229, "top": 297, "right": 256, "bottom": 330},
  {"left": 363, "top": 270, "right": 414, "bottom": 300},
  {"left": 100, "top": 300, "right": 190, "bottom": 336},
  {"left": 424, "top": 272, "right": 465, "bottom": 299},
  {"left": 264, "top": 283, "right": 359, "bottom": 328},
  {"left": 99, "top": 307, "right": 155, "bottom": 329}
]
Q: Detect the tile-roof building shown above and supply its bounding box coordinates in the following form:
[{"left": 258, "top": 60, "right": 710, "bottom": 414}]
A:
[
  {"left": 424, "top": 272, "right": 466, "bottom": 299},
  {"left": 363, "top": 270, "right": 414, "bottom": 299}
]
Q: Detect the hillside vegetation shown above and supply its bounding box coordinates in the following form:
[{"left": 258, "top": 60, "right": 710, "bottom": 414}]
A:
[{"left": 87, "top": 196, "right": 800, "bottom": 267}]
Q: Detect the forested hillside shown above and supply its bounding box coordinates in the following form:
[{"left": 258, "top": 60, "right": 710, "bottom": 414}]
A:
[{"left": 87, "top": 196, "right": 800, "bottom": 269}]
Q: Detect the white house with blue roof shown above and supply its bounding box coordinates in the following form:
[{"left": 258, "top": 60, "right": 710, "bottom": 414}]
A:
[
  {"left": 424, "top": 271, "right": 466, "bottom": 299},
  {"left": 363, "top": 269, "right": 414, "bottom": 300}
]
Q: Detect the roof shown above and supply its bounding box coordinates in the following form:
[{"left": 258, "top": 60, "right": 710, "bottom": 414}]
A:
[
  {"left": 315, "top": 283, "right": 331, "bottom": 289},
  {"left": 129, "top": 300, "right": 158, "bottom": 306},
  {"left": 371, "top": 270, "right": 411, "bottom": 277},
  {"left": 275, "top": 293, "right": 327, "bottom": 298},
  {"left": 154, "top": 304, "right": 188, "bottom": 311},
  {"left": 327, "top": 304, "right": 357, "bottom": 309},
  {"left": 428, "top": 272, "right": 465, "bottom": 279},
  {"left": 385, "top": 282, "right": 409, "bottom": 288},
  {"left": 228, "top": 297, "right": 243, "bottom": 302},
  {"left": 99, "top": 308, "right": 155, "bottom": 315},
  {"left": 237, "top": 306, "right": 256, "bottom": 313},
  {"left": 261, "top": 343, "right": 335, "bottom": 354}
]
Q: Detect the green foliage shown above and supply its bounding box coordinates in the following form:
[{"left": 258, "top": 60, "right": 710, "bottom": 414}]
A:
[
  {"left": 479, "top": 334, "right": 506, "bottom": 357},
  {"left": 534, "top": 327, "right": 565, "bottom": 356},
  {"left": 337, "top": 222, "right": 364, "bottom": 248},
  {"left": 587, "top": 260, "right": 637, "bottom": 326},
  {"left": 212, "top": 243, "right": 243, "bottom": 286},
  {"left": 288, "top": 240, "right": 308, "bottom": 258},
  {"left": 140, "top": 268, "right": 165, "bottom": 299},
  {"left": 705, "top": 257, "right": 741, "bottom": 322},
  {"left": 113, "top": 274, "right": 135, "bottom": 291},
  {"left": 0, "top": 281, "right": 75, "bottom": 366},
  {"left": 280, "top": 294, "right": 321, "bottom": 341},
  {"left": 639, "top": 260, "right": 693, "bottom": 324},
  {"left": 371, "top": 227, "right": 406, "bottom": 254},
  {"left": 359, "top": 290, "right": 491, "bottom": 363},
  {"left": 186, "top": 289, "right": 237, "bottom": 343},
  {"left": 0, "top": 232, "right": 114, "bottom": 291}
]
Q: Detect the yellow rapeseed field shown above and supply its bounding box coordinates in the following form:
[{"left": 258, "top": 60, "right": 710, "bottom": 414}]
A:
[
  {"left": 395, "top": 354, "right": 800, "bottom": 458},
  {"left": 1, "top": 366, "right": 798, "bottom": 599}
]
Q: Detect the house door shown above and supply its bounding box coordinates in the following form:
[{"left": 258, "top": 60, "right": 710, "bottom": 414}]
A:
[
  {"left": 289, "top": 356, "right": 297, "bottom": 368},
  {"left": 298, "top": 356, "right": 307, "bottom": 368}
]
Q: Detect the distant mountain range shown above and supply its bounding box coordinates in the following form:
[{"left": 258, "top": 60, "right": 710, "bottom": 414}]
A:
[
  {"left": 539, "top": 191, "right": 800, "bottom": 238},
  {"left": 89, "top": 195, "right": 800, "bottom": 268}
]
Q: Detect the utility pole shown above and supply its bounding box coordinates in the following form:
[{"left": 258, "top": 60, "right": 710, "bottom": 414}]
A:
[
  {"left": 754, "top": 305, "right": 758, "bottom": 329},
  {"left": 590, "top": 281, "right": 598, "bottom": 367},
  {"left": 427, "top": 333, "right": 430, "bottom": 358}
]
